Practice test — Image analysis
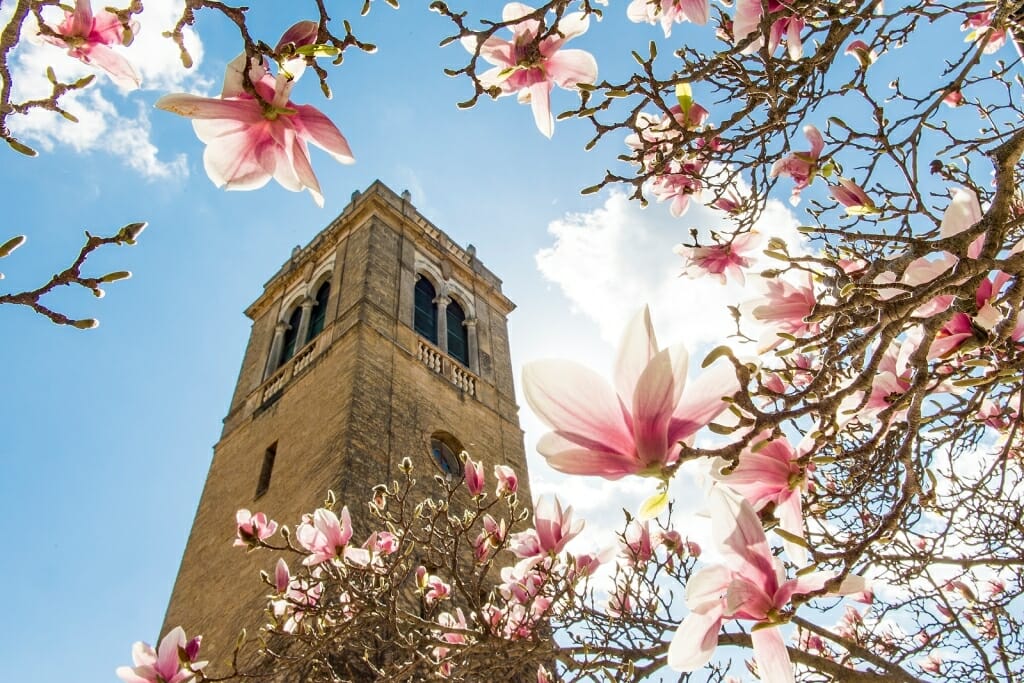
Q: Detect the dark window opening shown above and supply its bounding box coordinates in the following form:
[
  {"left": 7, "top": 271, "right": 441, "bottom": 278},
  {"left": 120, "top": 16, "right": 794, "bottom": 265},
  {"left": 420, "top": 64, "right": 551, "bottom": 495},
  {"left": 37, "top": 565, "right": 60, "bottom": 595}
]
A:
[
  {"left": 280, "top": 306, "right": 303, "bottom": 365},
  {"left": 446, "top": 300, "right": 469, "bottom": 367},
  {"left": 307, "top": 281, "right": 330, "bottom": 343},
  {"left": 429, "top": 432, "right": 463, "bottom": 477},
  {"left": 255, "top": 442, "right": 277, "bottom": 499},
  {"left": 414, "top": 277, "right": 438, "bottom": 344}
]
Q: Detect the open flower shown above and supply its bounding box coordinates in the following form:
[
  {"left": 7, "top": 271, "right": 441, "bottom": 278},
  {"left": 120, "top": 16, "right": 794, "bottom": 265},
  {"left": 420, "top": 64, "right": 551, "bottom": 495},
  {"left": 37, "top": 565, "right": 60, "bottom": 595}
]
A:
[
  {"left": 771, "top": 124, "right": 825, "bottom": 204},
  {"left": 462, "top": 2, "right": 597, "bottom": 137},
  {"left": 734, "top": 0, "right": 806, "bottom": 60},
  {"left": 117, "top": 626, "right": 206, "bottom": 683},
  {"left": 509, "top": 495, "right": 584, "bottom": 558},
  {"left": 668, "top": 489, "right": 864, "bottom": 681},
  {"left": 676, "top": 231, "right": 761, "bottom": 285},
  {"left": 156, "top": 46, "right": 354, "bottom": 207},
  {"left": 829, "top": 177, "right": 879, "bottom": 215},
  {"left": 39, "top": 0, "right": 140, "bottom": 89},
  {"left": 233, "top": 509, "right": 278, "bottom": 547},
  {"left": 626, "top": 0, "right": 710, "bottom": 37},
  {"left": 523, "top": 306, "right": 736, "bottom": 479},
  {"left": 295, "top": 507, "right": 356, "bottom": 565}
]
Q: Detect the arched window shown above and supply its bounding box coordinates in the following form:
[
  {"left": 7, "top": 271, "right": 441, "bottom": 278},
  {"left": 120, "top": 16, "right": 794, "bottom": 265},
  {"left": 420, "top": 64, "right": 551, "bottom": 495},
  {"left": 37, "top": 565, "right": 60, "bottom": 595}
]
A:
[
  {"left": 306, "top": 280, "right": 330, "bottom": 343},
  {"left": 280, "top": 306, "right": 303, "bottom": 365},
  {"left": 446, "top": 300, "right": 469, "bottom": 367},
  {"left": 429, "top": 432, "right": 463, "bottom": 477},
  {"left": 414, "top": 277, "right": 438, "bottom": 344}
]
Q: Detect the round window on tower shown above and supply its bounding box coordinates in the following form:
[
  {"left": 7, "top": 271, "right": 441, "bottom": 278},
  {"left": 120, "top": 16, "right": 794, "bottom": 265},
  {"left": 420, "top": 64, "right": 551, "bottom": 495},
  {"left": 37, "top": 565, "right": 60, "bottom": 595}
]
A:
[{"left": 429, "top": 432, "right": 463, "bottom": 477}]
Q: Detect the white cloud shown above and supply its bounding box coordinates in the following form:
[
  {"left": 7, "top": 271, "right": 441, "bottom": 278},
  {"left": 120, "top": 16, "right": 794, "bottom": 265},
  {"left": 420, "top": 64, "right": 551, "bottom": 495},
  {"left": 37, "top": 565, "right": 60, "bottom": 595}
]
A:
[
  {"left": 5, "top": 0, "right": 205, "bottom": 178},
  {"left": 535, "top": 189, "right": 803, "bottom": 355}
]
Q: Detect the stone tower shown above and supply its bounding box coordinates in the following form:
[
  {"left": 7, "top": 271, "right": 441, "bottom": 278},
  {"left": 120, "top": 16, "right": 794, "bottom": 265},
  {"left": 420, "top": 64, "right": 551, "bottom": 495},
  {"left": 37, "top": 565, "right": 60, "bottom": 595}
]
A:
[{"left": 162, "top": 180, "right": 530, "bottom": 662}]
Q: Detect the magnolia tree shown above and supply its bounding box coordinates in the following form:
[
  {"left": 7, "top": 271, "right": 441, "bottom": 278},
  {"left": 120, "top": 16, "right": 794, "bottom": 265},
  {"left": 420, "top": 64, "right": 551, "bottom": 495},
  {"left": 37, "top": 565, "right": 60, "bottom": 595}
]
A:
[{"left": 5, "top": 0, "right": 1024, "bottom": 681}]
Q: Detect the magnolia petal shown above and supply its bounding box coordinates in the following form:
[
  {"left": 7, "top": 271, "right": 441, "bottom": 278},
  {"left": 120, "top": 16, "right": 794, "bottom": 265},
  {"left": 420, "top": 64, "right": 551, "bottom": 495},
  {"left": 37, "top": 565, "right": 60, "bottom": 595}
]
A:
[
  {"left": 554, "top": 11, "right": 590, "bottom": 41},
  {"left": 940, "top": 187, "right": 982, "bottom": 246},
  {"left": 684, "top": 565, "right": 732, "bottom": 607},
  {"left": 614, "top": 306, "right": 661, "bottom": 405},
  {"left": 202, "top": 125, "right": 275, "bottom": 191},
  {"left": 667, "top": 360, "right": 736, "bottom": 443},
  {"left": 709, "top": 487, "right": 776, "bottom": 590},
  {"left": 775, "top": 570, "right": 834, "bottom": 608},
  {"left": 631, "top": 348, "right": 678, "bottom": 468},
  {"left": 528, "top": 80, "right": 554, "bottom": 138},
  {"left": 221, "top": 53, "right": 268, "bottom": 98},
  {"left": 156, "top": 627, "right": 185, "bottom": 678},
  {"left": 776, "top": 491, "right": 808, "bottom": 567},
  {"left": 804, "top": 124, "right": 824, "bottom": 157},
  {"left": 293, "top": 104, "right": 355, "bottom": 164},
  {"left": 751, "top": 626, "right": 796, "bottom": 683},
  {"left": 733, "top": 0, "right": 763, "bottom": 49},
  {"left": 537, "top": 431, "right": 636, "bottom": 479},
  {"left": 156, "top": 93, "right": 262, "bottom": 122},
  {"left": 84, "top": 44, "right": 141, "bottom": 89},
  {"left": 546, "top": 48, "right": 598, "bottom": 90},
  {"left": 681, "top": 0, "right": 710, "bottom": 25},
  {"left": 524, "top": 359, "right": 635, "bottom": 456},
  {"left": 289, "top": 136, "right": 325, "bottom": 207},
  {"left": 667, "top": 602, "right": 724, "bottom": 671}
]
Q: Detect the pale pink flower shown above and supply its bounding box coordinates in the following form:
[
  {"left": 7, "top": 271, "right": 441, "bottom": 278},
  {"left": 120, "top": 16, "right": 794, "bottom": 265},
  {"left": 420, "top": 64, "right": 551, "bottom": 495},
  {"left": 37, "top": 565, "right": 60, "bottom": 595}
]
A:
[
  {"left": 295, "top": 507, "right": 355, "bottom": 565},
  {"left": 272, "top": 566, "right": 325, "bottom": 633},
  {"left": 233, "top": 508, "right": 278, "bottom": 547},
  {"left": 464, "top": 454, "right": 485, "bottom": 496},
  {"left": 117, "top": 627, "right": 206, "bottom": 683},
  {"left": 494, "top": 464, "right": 519, "bottom": 495},
  {"left": 676, "top": 232, "right": 760, "bottom": 285},
  {"left": 829, "top": 177, "right": 879, "bottom": 215},
  {"left": 155, "top": 50, "right": 354, "bottom": 207},
  {"left": 626, "top": 0, "right": 710, "bottom": 37},
  {"left": 622, "top": 518, "right": 658, "bottom": 564},
  {"left": 40, "top": 0, "right": 140, "bottom": 89},
  {"left": 668, "top": 489, "right": 865, "bottom": 680},
  {"left": 940, "top": 187, "right": 985, "bottom": 259},
  {"left": 962, "top": 11, "right": 1017, "bottom": 56},
  {"left": 734, "top": 0, "right": 806, "bottom": 60},
  {"left": 510, "top": 495, "right": 584, "bottom": 558},
  {"left": 650, "top": 160, "right": 707, "bottom": 217},
  {"left": 537, "top": 664, "right": 553, "bottom": 683},
  {"left": 523, "top": 306, "right": 736, "bottom": 479},
  {"left": 844, "top": 39, "right": 877, "bottom": 67},
  {"left": 771, "top": 124, "right": 824, "bottom": 203},
  {"left": 752, "top": 272, "right": 820, "bottom": 350},
  {"left": 424, "top": 573, "right": 452, "bottom": 605},
  {"left": 919, "top": 651, "right": 944, "bottom": 675},
  {"left": 715, "top": 433, "right": 809, "bottom": 564},
  {"left": 462, "top": 2, "right": 598, "bottom": 138}
]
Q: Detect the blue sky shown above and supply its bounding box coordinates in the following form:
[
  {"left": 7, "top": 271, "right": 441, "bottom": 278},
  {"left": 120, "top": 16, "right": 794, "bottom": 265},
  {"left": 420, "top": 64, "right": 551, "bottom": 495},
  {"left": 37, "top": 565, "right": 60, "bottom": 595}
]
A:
[{"left": 0, "top": 1, "right": 999, "bottom": 681}]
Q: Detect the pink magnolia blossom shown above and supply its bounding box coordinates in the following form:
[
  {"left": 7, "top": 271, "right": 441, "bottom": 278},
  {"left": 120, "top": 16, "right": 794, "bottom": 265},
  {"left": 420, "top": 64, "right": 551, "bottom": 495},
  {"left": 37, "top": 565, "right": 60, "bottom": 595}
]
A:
[
  {"left": 668, "top": 489, "right": 865, "bottom": 681},
  {"left": 40, "top": 0, "right": 141, "bottom": 89},
  {"left": 523, "top": 306, "right": 736, "bottom": 479},
  {"left": 771, "top": 124, "right": 825, "bottom": 204},
  {"left": 734, "top": 0, "right": 806, "bottom": 60},
  {"left": 626, "top": 0, "right": 710, "bottom": 37},
  {"left": 962, "top": 11, "right": 1018, "bottom": 56},
  {"left": 117, "top": 627, "right": 206, "bottom": 683},
  {"left": 676, "top": 231, "right": 760, "bottom": 285},
  {"left": 752, "top": 272, "right": 820, "bottom": 350},
  {"left": 495, "top": 464, "right": 519, "bottom": 495},
  {"left": 155, "top": 49, "right": 354, "bottom": 207},
  {"left": 233, "top": 508, "right": 278, "bottom": 547},
  {"left": 844, "top": 39, "right": 878, "bottom": 67},
  {"left": 510, "top": 495, "right": 584, "bottom": 558},
  {"left": 650, "top": 159, "right": 708, "bottom": 216},
  {"left": 940, "top": 187, "right": 985, "bottom": 259},
  {"left": 464, "top": 455, "right": 485, "bottom": 496},
  {"left": 715, "top": 433, "right": 809, "bottom": 565},
  {"left": 829, "top": 177, "right": 879, "bottom": 215},
  {"left": 271, "top": 561, "right": 325, "bottom": 633},
  {"left": 295, "top": 507, "right": 355, "bottom": 565},
  {"left": 462, "top": 3, "right": 598, "bottom": 138}
]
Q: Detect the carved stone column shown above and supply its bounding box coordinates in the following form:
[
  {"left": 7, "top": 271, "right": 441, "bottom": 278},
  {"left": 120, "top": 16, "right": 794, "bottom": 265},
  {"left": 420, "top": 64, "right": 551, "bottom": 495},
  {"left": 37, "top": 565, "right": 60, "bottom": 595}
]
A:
[
  {"left": 294, "top": 296, "right": 315, "bottom": 348},
  {"left": 263, "top": 320, "right": 289, "bottom": 380},
  {"left": 464, "top": 317, "right": 479, "bottom": 373},
  {"left": 434, "top": 294, "right": 451, "bottom": 353}
]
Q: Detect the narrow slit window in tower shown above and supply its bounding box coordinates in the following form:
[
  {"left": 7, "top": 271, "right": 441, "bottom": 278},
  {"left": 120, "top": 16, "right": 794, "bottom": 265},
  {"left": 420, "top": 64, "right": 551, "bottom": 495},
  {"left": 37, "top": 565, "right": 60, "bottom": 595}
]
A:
[{"left": 255, "top": 442, "right": 277, "bottom": 499}]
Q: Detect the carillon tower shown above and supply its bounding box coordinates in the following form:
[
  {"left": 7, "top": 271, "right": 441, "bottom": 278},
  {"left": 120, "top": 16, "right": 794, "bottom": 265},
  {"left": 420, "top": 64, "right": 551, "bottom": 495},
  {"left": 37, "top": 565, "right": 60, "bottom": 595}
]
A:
[{"left": 162, "top": 180, "right": 530, "bottom": 661}]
